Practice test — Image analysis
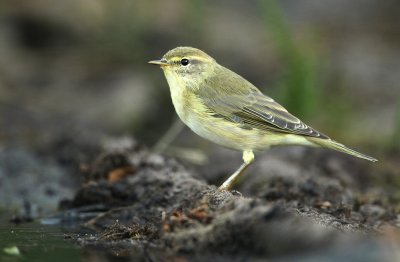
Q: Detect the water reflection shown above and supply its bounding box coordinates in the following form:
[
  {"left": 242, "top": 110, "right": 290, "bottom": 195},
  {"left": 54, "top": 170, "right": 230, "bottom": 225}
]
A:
[{"left": 0, "top": 213, "right": 81, "bottom": 262}]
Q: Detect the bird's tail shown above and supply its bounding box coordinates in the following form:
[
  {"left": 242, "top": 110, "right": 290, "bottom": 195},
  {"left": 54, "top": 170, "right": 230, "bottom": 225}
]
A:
[{"left": 307, "top": 138, "right": 377, "bottom": 162}]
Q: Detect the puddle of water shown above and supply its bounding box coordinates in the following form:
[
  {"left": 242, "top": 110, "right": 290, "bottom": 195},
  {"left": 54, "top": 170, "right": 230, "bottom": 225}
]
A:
[{"left": 0, "top": 212, "right": 82, "bottom": 262}]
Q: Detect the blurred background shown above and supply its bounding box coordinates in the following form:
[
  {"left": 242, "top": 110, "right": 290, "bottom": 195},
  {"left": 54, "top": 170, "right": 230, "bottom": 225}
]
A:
[{"left": 0, "top": 0, "right": 399, "bottom": 209}]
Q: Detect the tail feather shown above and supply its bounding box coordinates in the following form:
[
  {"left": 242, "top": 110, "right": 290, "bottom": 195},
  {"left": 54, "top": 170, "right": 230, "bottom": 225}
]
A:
[{"left": 307, "top": 138, "right": 378, "bottom": 162}]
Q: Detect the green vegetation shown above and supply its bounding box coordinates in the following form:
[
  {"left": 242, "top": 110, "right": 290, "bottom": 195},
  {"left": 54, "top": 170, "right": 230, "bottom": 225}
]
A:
[
  {"left": 257, "top": 0, "right": 382, "bottom": 145},
  {"left": 258, "top": 0, "right": 320, "bottom": 120}
]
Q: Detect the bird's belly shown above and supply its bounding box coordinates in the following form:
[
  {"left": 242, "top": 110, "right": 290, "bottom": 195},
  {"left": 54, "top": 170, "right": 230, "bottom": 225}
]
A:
[
  {"left": 182, "top": 109, "right": 315, "bottom": 151},
  {"left": 183, "top": 111, "right": 266, "bottom": 151},
  {"left": 169, "top": 98, "right": 248, "bottom": 150}
]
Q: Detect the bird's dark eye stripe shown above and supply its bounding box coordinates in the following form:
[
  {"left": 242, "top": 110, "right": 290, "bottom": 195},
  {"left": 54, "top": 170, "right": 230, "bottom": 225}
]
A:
[{"left": 180, "top": 58, "right": 190, "bottom": 66}]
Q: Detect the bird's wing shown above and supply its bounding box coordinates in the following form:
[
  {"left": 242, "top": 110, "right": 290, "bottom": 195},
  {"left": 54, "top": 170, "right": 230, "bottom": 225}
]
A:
[{"left": 196, "top": 67, "right": 328, "bottom": 139}]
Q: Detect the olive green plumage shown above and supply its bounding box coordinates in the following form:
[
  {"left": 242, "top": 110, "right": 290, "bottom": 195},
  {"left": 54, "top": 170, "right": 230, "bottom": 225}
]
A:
[{"left": 149, "top": 47, "right": 377, "bottom": 190}]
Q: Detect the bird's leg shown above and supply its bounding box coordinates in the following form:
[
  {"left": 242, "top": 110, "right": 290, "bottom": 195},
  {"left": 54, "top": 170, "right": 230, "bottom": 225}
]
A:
[{"left": 218, "top": 150, "right": 254, "bottom": 191}]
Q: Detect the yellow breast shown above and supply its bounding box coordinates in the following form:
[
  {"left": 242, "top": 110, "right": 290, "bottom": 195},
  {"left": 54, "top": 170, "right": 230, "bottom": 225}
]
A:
[{"left": 163, "top": 69, "right": 191, "bottom": 122}]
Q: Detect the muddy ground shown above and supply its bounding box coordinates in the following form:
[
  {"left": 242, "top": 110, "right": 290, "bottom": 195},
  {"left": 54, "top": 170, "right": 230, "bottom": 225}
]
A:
[{"left": 3, "top": 125, "right": 399, "bottom": 261}]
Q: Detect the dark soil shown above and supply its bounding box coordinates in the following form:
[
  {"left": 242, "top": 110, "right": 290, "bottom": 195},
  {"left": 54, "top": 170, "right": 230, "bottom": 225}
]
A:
[
  {"left": 1, "top": 105, "right": 398, "bottom": 261},
  {"left": 26, "top": 137, "right": 397, "bottom": 261}
]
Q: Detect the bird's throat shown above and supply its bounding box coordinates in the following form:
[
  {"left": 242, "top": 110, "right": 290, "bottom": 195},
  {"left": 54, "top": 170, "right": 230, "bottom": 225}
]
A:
[{"left": 163, "top": 69, "right": 191, "bottom": 122}]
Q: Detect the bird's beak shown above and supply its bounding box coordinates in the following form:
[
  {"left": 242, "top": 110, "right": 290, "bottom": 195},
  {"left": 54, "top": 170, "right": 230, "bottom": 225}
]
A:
[{"left": 148, "top": 59, "right": 169, "bottom": 66}]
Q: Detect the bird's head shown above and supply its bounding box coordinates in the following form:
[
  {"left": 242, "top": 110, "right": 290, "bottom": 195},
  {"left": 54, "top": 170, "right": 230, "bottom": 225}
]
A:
[{"left": 149, "top": 47, "right": 217, "bottom": 87}]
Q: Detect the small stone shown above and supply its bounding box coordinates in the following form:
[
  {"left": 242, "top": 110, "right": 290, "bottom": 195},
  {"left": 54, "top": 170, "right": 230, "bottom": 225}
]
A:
[{"left": 359, "top": 204, "right": 386, "bottom": 220}]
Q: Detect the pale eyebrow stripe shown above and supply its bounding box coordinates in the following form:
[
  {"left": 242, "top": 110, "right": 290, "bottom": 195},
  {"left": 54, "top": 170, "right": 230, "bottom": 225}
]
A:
[{"left": 171, "top": 55, "right": 211, "bottom": 63}]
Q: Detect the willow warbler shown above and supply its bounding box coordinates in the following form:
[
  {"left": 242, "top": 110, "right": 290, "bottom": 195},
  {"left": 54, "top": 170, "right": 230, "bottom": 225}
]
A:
[{"left": 149, "top": 47, "right": 377, "bottom": 191}]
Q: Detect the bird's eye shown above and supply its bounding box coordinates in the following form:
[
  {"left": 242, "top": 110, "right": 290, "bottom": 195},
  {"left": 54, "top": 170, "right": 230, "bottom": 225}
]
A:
[{"left": 180, "top": 58, "right": 189, "bottom": 66}]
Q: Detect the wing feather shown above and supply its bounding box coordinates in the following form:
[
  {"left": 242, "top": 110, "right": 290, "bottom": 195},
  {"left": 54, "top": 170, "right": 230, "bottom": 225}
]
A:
[{"left": 196, "top": 66, "right": 328, "bottom": 139}]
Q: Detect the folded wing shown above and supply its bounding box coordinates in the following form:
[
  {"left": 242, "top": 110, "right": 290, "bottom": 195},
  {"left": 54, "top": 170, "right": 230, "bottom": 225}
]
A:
[{"left": 196, "top": 66, "right": 328, "bottom": 139}]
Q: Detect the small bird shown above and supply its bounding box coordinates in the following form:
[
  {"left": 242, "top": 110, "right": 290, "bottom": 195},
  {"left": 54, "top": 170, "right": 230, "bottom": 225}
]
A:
[{"left": 149, "top": 47, "right": 377, "bottom": 191}]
